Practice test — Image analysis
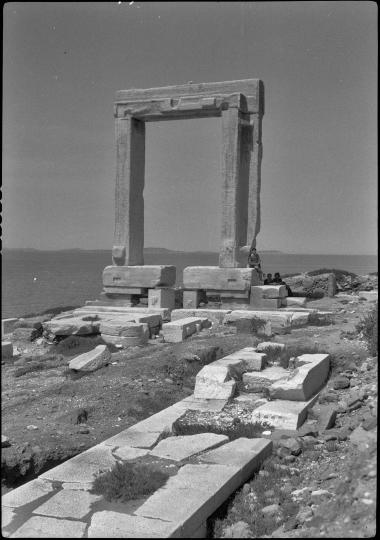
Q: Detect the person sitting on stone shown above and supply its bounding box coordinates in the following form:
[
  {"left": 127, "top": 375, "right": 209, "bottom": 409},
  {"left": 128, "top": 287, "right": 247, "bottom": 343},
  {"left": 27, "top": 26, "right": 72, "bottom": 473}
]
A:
[
  {"left": 273, "top": 272, "right": 293, "bottom": 296},
  {"left": 264, "top": 273, "right": 273, "bottom": 285},
  {"left": 247, "top": 247, "right": 263, "bottom": 280}
]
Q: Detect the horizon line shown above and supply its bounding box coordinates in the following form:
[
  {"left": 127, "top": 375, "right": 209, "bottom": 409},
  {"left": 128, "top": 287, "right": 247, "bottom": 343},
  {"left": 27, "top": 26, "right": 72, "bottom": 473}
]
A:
[{"left": 2, "top": 247, "right": 377, "bottom": 257}]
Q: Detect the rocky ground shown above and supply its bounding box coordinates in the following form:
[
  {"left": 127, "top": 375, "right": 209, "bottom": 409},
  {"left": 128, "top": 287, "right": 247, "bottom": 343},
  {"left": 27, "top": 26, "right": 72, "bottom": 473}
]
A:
[{"left": 1, "top": 289, "right": 377, "bottom": 538}]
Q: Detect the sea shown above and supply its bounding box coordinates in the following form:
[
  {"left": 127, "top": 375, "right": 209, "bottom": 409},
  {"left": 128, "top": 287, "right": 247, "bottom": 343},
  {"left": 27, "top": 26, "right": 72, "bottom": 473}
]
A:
[{"left": 2, "top": 249, "right": 377, "bottom": 319}]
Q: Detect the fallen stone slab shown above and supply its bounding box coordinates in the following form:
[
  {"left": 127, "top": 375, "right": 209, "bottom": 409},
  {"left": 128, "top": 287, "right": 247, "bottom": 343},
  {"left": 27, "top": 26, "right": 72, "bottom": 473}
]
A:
[
  {"left": 269, "top": 354, "right": 330, "bottom": 401},
  {"left": 358, "top": 291, "right": 378, "bottom": 302},
  {"left": 2, "top": 479, "right": 55, "bottom": 508},
  {"left": 149, "top": 433, "right": 229, "bottom": 461},
  {"left": 194, "top": 364, "right": 236, "bottom": 400},
  {"left": 43, "top": 317, "right": 100, "bottom": 336},
  {"left": 1, "top": 341, "right": 13, "bottom": 359},
  {"left": 242, "top": 366, "right": 288, "bottom": 393},
  {"left": 251, "top": 393, "right": 320, "bottom": 430},
  {"left": 224, "top": 310, "right": 292, "bottom": 329},
  {"left": 161, "top": 317, "right": 208, "bottom": 343},
  {"left": 99, "top": 320, "right": 149, "bottom": 337},
  {"left": 311, "top": 404, "right": 337, "bottom": 430},
  {"left": 103, "top": 265, "right": 176, "bottom": 288},
  {"left": 32, "top": 489, "right": 101, "bottom": 520},
  {"left": 88, "top": 512, "right": 180, "bottom": 538},
  {"left": 2, "top": 318, "right": 19, "bottom": 334},
  {"left": 212, "top": 347, "right": 267, "bottom": 375},
  {"left": 40, "top": 445, "right": 117, "bottom": 484},
  {"left": 183, "top": 266, "right": 260, "bottom": 291},
  {"left": 73, "top": 306, "right": 171, "bottom": 322},
  {"left": 10, "top": 516, "right": 87, "bottom": 538},
  {"left": 171, "top": 309, "right": 231, "bottom": 325},
  {"left": 68, "top": 344, "right": 111, "bottom": 372}
]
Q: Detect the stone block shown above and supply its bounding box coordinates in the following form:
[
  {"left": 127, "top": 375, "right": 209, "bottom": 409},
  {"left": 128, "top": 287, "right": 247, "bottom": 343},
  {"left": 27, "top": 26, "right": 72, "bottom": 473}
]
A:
[
  {"left": 148, "top": 288, "right": 175, "bottom": 309},
  {"left": 251, "top": 285, "right": 287, "bottom": 299},
  {"left": 282, "top": 297, "right": 307, "bottom": 307},
  {"left": 183, "top": 290, "right": 201, "bottom": 309},
  {"left": 219, "top": 290, "right": 250, "bottom": 299},
  {"left": 101, "top": 332, "right": 148, "bottom": 347},
  {"left": 242, "top": 366, "right": 288, "bottom": 393},
  {"left": 290, "top": 312, "right": 310, "bottom": 327},
  {"left": 88, "top": 512, "right": 180, "bottom": 538},
  {"left": 171, "top": 309, "right": 231, "bottom": 325},
  {"left": 183, "top": 266, "right": 260, "bottom": 291},
  {"left": 194, "top": 364, "right": 236, "bottom": 400},
  {"left": 68, "top": 344, "right": 111, "bottom": 372},
  {"left": 2, "top": 479, "right": 54, "bottom": 508},
  {"left": 2, "top": 318, "right": 18, "bottom": 334},
  {"left": 161, "top": 317, "right": 207, "bottom": 343},
  {"left": 213, "top": 347, "right": 266, "bottom": 375},
  {"left": 99, "top": 321, "right": 148, "bottom": 337},
  {"left": 43, "top": 317, "right": 100, "bottom": 336},
  {"left": 32, "top": 489, "right": 101, "bottom": 519},
  {"left": 150, "top": 433, "right": 229, "bottom": 461},
  {"left": 2, "top": 341, "right": 13, "bottom": 359},
  {"left": 250, "top": 295, "right": 282, "bottom": 309},
  {"left": 269, "top": 354, "right": 330, "bottom": 401},
  {"left": 10, "top": 516, "right": 87, "bottom": 538},
  {"left": 251, "top": 393, "right": 320, "bottom": 430},
  {"left": 358, "top": 291, "right": 378, "bottom": 302},
  {"left": 103, "top": 429, "right": 162, "bottom": 450},
  {"left": 103, "top": 265, "right": 176, "bottom": 288}
]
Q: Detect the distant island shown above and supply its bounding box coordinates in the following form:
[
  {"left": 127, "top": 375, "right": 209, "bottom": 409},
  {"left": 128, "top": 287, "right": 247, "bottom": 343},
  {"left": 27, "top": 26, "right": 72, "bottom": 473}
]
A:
[{"left": 3, "top": 247, "right": 285, "bottom": 255}]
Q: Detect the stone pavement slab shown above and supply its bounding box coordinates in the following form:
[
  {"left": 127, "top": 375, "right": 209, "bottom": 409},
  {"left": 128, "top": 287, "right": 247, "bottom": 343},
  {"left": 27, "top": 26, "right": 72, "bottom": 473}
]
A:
[
  {"left": 32, "top": 489, "right": 101, "bottom": 519},
  {"left": 39, "top": 446, "right": 117, "bottom": 484},
  {"left": 135, "top": 463, "right": 242, "bottom": 537},
  {"left": 114, "top": 446, "right": 149, "bottom": 460},
  {"left": 88, "top": 511, "right": 180, "bottom": 538},
  {"left": 10, "top": 516, "right": 87, "bottom": 538},
  {"left": 2, "top": 479, "right": 55, "bottom": 508},
  {"left": 149, "top": 433, "right": 228, "bottom": 461}
]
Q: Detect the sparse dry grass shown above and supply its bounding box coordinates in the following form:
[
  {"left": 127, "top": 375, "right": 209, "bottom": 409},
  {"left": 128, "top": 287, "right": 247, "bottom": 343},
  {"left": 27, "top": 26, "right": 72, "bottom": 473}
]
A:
[{"left": 91, "top": 461, "right": 169, "bottom": 502}]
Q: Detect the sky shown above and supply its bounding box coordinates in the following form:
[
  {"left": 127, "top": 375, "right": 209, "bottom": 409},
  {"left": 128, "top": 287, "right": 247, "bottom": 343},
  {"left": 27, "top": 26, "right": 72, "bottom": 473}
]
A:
[{"left": 3, "top": 1, "right": 377, "bottom": 254}]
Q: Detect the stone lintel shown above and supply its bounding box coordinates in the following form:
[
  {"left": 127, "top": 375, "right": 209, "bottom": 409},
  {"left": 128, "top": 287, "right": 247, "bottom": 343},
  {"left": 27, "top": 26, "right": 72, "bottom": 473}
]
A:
[
  {"left": 103, "top": 265, "right": 176, "bottom": 288},
  {"left": 183, "top": 266, "right": 260, "bottom": 291},
  {"left": 116, "top": 78, "right": 264, "bottom": 114},
  {"left": 114, "top": 93, "right": 249, "bottom": 121}
]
